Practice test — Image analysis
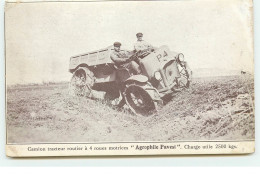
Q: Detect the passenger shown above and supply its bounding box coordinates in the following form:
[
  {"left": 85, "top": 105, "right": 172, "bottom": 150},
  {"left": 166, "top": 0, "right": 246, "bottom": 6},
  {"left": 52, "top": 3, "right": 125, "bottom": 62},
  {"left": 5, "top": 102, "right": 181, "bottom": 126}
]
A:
[
  {"left": 134, "top": 33, "right": 154, "bottom": 52},
  {"left": 110, "top": 42, "right": 140, "bottom": 75}
]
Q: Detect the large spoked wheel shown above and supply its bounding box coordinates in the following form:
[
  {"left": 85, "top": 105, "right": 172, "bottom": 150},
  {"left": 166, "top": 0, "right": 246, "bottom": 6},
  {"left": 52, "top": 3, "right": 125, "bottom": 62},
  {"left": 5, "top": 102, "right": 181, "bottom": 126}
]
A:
[
  {"left": 177, "top": 62, "right": 192, "bottom": 89},
  {"left": 124, "top": 84, "right": 156, "bottom": 116},
  {"left": 69, "top": 67, "right": 95, "bottom": 97}
]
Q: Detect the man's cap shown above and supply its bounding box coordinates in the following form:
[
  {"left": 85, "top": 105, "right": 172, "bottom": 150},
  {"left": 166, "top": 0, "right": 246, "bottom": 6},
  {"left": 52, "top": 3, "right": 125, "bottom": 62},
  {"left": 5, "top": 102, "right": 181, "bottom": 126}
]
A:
[
  {"left": 136, "top": 33, "right": 143, "bottom": 37},
  {"left": 113, "top": 42, "right": 121, "bottom": 47}
]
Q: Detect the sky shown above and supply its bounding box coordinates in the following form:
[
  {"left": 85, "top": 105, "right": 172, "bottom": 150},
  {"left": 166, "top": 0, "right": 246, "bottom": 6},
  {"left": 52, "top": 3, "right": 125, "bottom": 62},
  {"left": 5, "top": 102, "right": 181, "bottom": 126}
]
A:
[{"left": 5, "top": 0, "right": 254, "bottom": 85}]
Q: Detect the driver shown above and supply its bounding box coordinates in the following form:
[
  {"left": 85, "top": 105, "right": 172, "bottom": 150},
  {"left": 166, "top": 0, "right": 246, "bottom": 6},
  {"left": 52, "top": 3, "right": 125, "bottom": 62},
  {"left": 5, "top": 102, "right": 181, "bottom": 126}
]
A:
[
  {"left": 110, "top": 42, "right": 140, "bottom": 75},
  {"left": 134, "top": 33, "right": 154, "bottom": 52}
]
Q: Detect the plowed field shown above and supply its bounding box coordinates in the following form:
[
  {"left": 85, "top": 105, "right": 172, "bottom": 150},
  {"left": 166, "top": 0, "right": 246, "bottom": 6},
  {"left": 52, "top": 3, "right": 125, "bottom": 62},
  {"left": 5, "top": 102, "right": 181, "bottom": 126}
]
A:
[{"left": 6, "top": 75, "right": 254, "bottom": 143}]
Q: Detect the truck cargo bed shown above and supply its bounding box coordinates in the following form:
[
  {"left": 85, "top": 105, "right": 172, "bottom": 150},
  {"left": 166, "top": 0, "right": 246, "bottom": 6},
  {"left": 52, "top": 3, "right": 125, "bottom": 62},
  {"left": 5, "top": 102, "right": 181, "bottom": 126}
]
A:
[{"left": 69, "top": 46, "right": 114, "bottom": 71}]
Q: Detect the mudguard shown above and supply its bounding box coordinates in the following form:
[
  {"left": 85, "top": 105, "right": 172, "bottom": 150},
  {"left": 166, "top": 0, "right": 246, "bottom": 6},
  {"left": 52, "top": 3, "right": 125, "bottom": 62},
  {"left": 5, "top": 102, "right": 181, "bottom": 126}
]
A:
[{"left": 125, "top": 75, "right": 148, "bottom": 83}]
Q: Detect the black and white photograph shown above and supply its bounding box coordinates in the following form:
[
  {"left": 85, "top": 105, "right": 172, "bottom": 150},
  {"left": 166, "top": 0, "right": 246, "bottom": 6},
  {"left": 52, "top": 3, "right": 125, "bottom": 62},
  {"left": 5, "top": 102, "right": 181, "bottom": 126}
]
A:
[{"left": 5, "top": 0, "right": 254, "bottom": 156}]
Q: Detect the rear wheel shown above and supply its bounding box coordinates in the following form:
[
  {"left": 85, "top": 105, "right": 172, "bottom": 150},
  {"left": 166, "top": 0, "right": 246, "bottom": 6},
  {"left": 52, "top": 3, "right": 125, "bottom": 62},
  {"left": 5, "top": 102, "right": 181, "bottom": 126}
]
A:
[
  {"left": 124, "top": 84, "right": 157, "bottom": 116},
  {"left": 69, "top": 67, "right": 95, "bottom": 97}
]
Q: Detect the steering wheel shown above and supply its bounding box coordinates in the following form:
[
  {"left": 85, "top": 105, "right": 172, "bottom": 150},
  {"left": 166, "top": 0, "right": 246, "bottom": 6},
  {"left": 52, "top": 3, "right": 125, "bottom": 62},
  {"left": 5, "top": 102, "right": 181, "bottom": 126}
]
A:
[
  {"left": 128, "top": 53, "right": 140, "bottom": 63},
  {"left": 137, "top": 48, "right": 154, "bottom": 58},
  {"left": 128, "top": 48, "right": 155, "bottom": 63}
]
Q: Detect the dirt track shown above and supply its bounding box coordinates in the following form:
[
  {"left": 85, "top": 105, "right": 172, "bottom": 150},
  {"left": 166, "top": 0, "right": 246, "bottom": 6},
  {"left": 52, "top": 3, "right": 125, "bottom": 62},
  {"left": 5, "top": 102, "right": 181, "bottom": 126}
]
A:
[{"left": 6, "top": 75, "right": 254, "bottom": 143}]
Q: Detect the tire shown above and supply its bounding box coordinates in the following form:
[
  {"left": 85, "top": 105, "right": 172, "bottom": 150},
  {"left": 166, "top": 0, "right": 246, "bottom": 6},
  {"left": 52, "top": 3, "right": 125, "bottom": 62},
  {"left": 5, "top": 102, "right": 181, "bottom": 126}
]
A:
[
  {"left": 69, "top": 67, "right": 95, "bottom": 97},
  {"left": 124, "top": 84, "right": 157, "bottom": 116}
]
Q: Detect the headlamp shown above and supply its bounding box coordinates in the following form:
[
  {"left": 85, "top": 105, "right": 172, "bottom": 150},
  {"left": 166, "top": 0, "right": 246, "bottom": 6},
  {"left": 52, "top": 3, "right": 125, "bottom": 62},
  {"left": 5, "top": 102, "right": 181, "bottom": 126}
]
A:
[
  {"left": 178, "top": 53, "right": 185, "bottom": 62},
  {"left": 154, "top": 71, "right": 162, "bottom": 81}
]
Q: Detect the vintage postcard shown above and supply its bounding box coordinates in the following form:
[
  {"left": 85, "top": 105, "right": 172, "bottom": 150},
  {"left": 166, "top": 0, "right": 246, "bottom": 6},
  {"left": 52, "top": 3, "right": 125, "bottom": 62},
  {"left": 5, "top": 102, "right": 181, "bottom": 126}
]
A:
[{"left": 5, "top": 0, "right": 254, "bottom": 157}]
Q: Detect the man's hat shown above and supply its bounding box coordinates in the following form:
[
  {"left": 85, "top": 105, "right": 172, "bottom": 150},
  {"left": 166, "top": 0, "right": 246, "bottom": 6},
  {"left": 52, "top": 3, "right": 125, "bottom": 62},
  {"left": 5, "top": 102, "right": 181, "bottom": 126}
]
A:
[
  {"left": 113, "top": 42, "right": 121, "bottom": 47},
  {"left": 136, "top": 33, "right": 143, "bottom": 37}
]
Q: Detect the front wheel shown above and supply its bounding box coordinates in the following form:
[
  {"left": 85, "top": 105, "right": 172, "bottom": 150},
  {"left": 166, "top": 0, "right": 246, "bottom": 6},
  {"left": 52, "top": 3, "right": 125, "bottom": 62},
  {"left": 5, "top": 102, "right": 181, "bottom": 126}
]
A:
[{"left": 124, "top": 84, "right": 157, "bottom": 116}]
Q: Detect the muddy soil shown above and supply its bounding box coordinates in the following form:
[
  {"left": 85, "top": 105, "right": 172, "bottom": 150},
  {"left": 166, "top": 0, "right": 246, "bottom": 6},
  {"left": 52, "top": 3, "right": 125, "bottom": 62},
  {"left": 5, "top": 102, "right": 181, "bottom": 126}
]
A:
[{"left": 6, "top": 75, "right": 254, "bottom": 143}]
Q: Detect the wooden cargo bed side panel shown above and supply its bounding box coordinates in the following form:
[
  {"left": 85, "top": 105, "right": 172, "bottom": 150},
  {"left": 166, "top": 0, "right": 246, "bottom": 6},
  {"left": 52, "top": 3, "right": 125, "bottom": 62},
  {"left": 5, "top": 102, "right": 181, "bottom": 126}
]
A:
[
  {"left": 81, "top": 54, "right": 89, "bottom": 63},
  {"left": 69, "top": 56, "right": 81, "bottom": 70},
  {"left": 69, "top": 48, "right": 114, "bottom": 71},
  {"left": 96, "top": 50, "right": 111, "bottom": 65},
  {"left": 88, "top": 52, "right": 98, "bottom": 65}
]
